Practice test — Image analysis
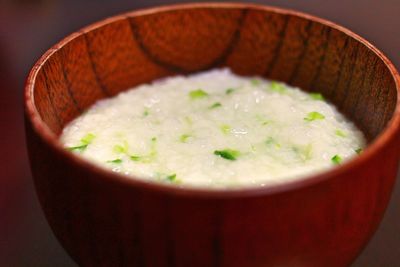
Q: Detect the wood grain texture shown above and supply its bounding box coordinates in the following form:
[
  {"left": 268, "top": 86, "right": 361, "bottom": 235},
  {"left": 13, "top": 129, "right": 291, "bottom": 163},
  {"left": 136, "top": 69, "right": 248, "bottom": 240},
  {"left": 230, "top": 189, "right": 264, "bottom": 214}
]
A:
[{"left": 24, "top": 3, "right": 400, "bottom": 267}]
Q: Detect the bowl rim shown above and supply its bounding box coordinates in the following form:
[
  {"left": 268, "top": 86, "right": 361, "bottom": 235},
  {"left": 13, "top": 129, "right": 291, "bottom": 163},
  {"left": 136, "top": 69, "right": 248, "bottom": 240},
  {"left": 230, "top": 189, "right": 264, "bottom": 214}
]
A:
[{"left": 24, "top": 2, "right": 400, "bottom": 199}]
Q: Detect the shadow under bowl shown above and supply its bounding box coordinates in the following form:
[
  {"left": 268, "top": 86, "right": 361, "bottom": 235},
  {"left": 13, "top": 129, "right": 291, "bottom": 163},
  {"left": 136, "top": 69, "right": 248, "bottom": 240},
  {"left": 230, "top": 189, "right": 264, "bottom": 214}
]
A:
[{"left": 24, "top": 3, "right": 400, "bottom": 267}]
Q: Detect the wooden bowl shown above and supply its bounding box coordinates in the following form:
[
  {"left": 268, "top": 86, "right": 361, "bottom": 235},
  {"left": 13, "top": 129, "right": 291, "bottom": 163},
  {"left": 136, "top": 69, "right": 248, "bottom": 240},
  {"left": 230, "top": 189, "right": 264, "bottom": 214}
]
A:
[{"left": 24, "top": 3, "right": 400, "bottom": 267}]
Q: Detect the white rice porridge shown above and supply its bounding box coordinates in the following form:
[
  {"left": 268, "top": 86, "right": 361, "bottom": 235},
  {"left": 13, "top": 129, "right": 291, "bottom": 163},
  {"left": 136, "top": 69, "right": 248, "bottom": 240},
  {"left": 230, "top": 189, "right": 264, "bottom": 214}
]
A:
[{"left": 60, "top": 69, "right": 365, "bottom": 188}]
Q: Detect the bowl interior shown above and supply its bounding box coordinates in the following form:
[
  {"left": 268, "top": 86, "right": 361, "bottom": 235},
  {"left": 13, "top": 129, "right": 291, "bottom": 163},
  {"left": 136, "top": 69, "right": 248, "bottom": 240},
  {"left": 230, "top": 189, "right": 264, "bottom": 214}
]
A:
[{"left": 31, "top": 4, "right": 397, "bottom": 143}]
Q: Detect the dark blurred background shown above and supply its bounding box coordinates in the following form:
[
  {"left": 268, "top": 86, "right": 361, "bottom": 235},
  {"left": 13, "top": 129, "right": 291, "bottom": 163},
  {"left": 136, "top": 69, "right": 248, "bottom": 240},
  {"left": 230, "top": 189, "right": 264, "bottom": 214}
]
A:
[{"left": 0, "top": 0, "right": 399, "bottom": 266}]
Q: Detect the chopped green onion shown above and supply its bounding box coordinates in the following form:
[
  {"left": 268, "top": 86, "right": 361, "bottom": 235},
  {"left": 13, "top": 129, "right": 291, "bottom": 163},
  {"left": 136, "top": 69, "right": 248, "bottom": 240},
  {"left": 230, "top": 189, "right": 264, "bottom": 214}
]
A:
[
  {"left": 256, "top": 115, "right": 271, "bottom": 126},
  {"left": 209, "top": 102, "right": 222, "bottom": 109},
  {"left": 226, "top": 88, "right": 235, "bottom": 94},
  {"left": 67, "top": 144, "right": 88, "bottom": 152},
  {"left": 130, "top": 155, "right": 141, "bottom": 161},
  {"left": 130, "top": 155, "right": 152, "bottom": 163},
  {"left": 189, "top": 89, "right": 208, "bottom": 99},
  {"left": 149, "top": 137, "right": 158, "bottom": 157},
  {"left": 143, "top": 108, "right": 150, "bottom": 117},
  {"left": 309, "top": 92, "right": 325, "bottom": 101},
  {"left": 166, "top": 174, "right": 177, "bottom": 182},
  {"left": 331, "top": 155, "right": 342, "bottom": 164},
  {"left": 140, "top": 154, "right": 157, "bottom": 163},
  {"left": 130, "top": 137, "right": 157, "bottom": 163},
  {"left": 355, "top": 148, "right": 363, "bottom": 154},
  {"left": 107, "top": 159, "right": 122, "bottom": 164},
  {"left": 67, "top": 133, "right": 95, "bottom": 152},
  {"left": 303, "top": 144, "right": 313, "bottom": 160},
  {"left": 81, "top": 133, "right": 95, "bottom": 145},
  {"left": 335, "top": 129, "right": 346, "bottom": 137},
  {"left": 292, "top": 144, "right": 313, "bottom": 161},
  {"left": 113, "top": 143, "right": 127, "bottom": 154},
  {"left": 220, "top": 124, "right": 231, "bottom": 135},
  {"left": 214, "top": 149, "right": 240, "bottom": 161},
  {"left": 304, "top": 111, "right": 325, "bottom": 122},
  {"left": 256, "top": 114, "right": 271, "bottom": 126},
  {"left": 270, "top": 81, "right": 286, "bottom": 93},
  {"left": 251, "top": 78, "right": 261, "bottom": 86},
  {"left": 265, "top": 137, "right": 281, "bottom": 149},
  {"left": 179, "top": 134, "right": 192, "bottom": 143},
  {"left": 155, "top": 173, "right": 180, "bottom": 183},
  {"left": 150, "top": 137, "right": 157, "bottom": 150},
  {"left": 265, "top": 137, "right": 274, "bottom": 145}
]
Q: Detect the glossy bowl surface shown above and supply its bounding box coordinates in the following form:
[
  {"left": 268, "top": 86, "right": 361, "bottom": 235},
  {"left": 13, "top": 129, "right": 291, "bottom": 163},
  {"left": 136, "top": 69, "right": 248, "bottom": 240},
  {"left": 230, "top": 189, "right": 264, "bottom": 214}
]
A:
[{"left": 25, "top": 3, "right": 400, "bottom": 267}]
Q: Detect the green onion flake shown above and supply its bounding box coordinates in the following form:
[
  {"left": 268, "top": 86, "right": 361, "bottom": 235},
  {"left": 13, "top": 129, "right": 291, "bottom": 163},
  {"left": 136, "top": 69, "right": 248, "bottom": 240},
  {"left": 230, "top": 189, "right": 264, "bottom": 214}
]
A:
[
  {"left": 270, "top": 81, "right": 286, "bottom": 93},
  {"left": 292, "top": 144, "right": 312, "bottom": 161},
  {"left": 265, "top": 137, "right": 281, "bottom": 149},
  {"left": 129, "top": 137, "right": 157, "bottom": 163},
  {"left": 107, "top": 159, "right": 122, "bottom": 164},
  {"left": 309, "top": 92, "right": 325, "bottom": 101},
  {"left": 67, "top": 144, "right": 88, "bottom": 152},
  {"left": 189, "top": 89, "right": 209, "bottom": 99},
  {"left": 81, "top": 133, "right": 95, "bottom": 144},
  {"left": 226, "top": 88, "right": 235, "bottom": 94},
  {"left": 251, "top": 79, "right": 261, "bottom": 86},
  {"left": 256, "top": 114, "right": 271, "bottom": 126},
  {"left": 335, "top": 129, "right": 346, "bottom": 137},
  {"left": 67, "top": 133, "right": 95, "bottom": 152},
  {"left": 220, "top": 124, "right": 231, "bottom": 135},
  {"left": 179, "top": 134, "right": 192, "bottom": 143},
  {"left": 113, "top": 141, "right": 129, "bottom": 154},
  {"left": 143, "top": 108, "right": 150, "bottom": 117},
  {"left": 331, "top": 154, "right": 342, "bottom": 164},
  {"left": 214, "top": 149, "right": 240, "bottom": 161},
  {"left": 304, "top": 111, "right": 325, "bottom": 122},
  {"left": 130, "top": 155, "right": 141, "bottom": 161},
  {"left": 355, "top": 148, "right": 363, "bottom": 154},
  {"left": 166, "top": 173, "right": 177, "bottom": 182},
  {"left": 209, "top": 102, "right": 222, "bottom": 109}
]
